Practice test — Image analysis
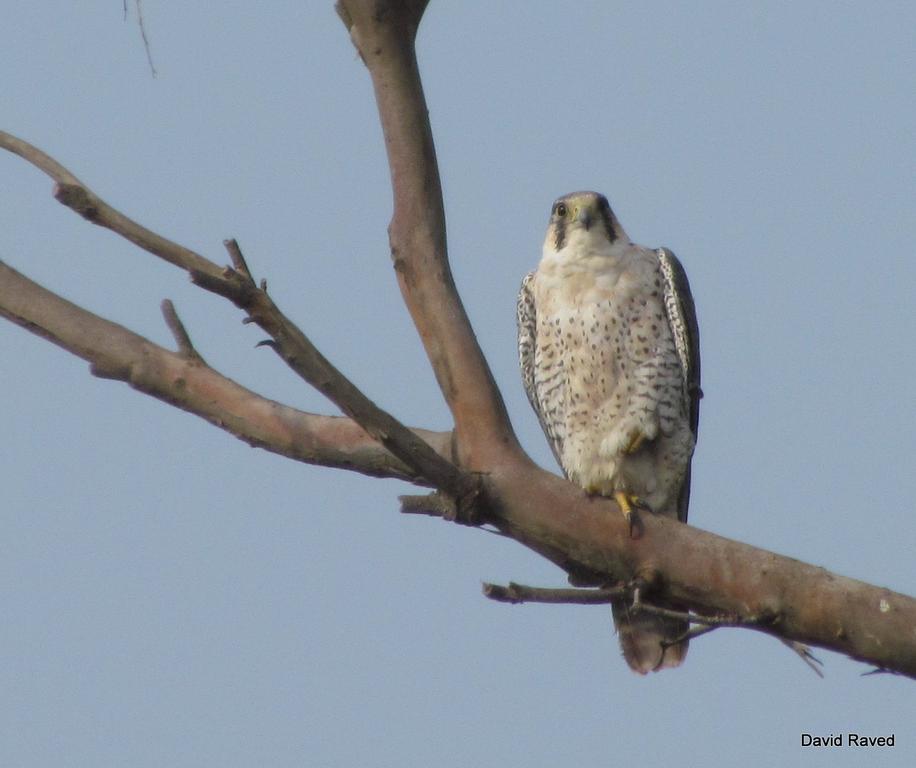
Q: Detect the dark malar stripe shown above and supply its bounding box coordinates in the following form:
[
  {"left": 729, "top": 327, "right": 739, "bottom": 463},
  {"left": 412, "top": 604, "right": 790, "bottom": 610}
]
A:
[
  {"left": 553, "top": 218, "right": 567, "bottom": 250},
  {"left": 596, "top": 195, "right": 618, "bottom": 244}
]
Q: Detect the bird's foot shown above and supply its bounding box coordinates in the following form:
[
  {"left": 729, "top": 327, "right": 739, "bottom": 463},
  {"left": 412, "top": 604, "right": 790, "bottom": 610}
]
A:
[
  {"left": 623, "top": 429, "right": 646, "bottom": 454},
  {"left": 613, "top": 491, "right": 643, "bottom": 538}
]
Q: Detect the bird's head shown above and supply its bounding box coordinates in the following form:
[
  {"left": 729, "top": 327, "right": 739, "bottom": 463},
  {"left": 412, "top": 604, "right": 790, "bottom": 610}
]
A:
[{"left": 543, "top": 191, "right": 628, "bottom": 257}]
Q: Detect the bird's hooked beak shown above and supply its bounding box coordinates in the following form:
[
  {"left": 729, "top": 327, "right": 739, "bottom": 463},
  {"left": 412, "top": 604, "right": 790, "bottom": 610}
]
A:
[{"left": 576, "top": 206, "right": 593, "bottom": 230}]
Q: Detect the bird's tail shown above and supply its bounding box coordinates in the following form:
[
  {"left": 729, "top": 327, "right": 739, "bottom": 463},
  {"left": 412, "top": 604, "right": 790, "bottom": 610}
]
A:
[{"left": 611, "top": 600, "right": 689, "bottom": 674}]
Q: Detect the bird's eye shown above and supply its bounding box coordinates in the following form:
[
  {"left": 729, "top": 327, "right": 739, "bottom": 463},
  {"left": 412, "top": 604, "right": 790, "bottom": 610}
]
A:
[{"left": 555, "top": 202, "right": 568, "bottom": 217}]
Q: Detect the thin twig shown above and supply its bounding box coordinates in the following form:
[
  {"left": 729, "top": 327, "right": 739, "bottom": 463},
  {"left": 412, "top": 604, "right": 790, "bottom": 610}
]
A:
[
  {"left": 636, "top": 589, "right": 824, "bottom": 677},
  {"left": 399, "top": 484, "right": 487, "bottom": 524},
  {"left": 223, "top": 238, "right": 253, "bottom": 281},
  {"left": 489, "top": 579, "right": 825, "bottom": 677},
  {"left": 135, "top": 0, "right": 157, "bottom": 77},
  {"left": 861, "top": 667, "right": 903, "bottom": 677},
  {"left": 482, "top": 582, "right": 627, "bottom": 605},
  {"left": 631, "top": 585, "right": 775, "bottom": 628},
  {"left": 160, "top": 299, "right": 204, "bottom": 362},
  {"left": 782, "top": 640, "right": 825, "bottom": 678},
  {"left": 400, "top": 492, "right": 457, "bottom": 519}
]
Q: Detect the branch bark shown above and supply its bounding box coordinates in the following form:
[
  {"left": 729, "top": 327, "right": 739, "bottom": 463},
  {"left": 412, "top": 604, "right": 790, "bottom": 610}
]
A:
[
  {"left": 336, "top": 1, "right": 522, "bottom": 470},
  {"left": 0, "top": 259, "right": 452, "bottom": 483},
  {"left": 483, "top": 582, "right": 627, "bottom": 605}
]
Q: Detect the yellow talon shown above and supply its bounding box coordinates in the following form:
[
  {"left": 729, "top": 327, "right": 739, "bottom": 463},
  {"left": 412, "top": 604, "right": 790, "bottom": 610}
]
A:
[
  {"left": 624, "top": 429, "right": 646, "bottom": 454},
  {"left": 614, "top": 490, "right": 641, "bottom": 537}
]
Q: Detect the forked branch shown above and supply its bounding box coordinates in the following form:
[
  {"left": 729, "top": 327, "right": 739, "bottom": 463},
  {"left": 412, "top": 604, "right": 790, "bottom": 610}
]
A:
[
  {"left": 0, "top": 259, "right": 451, "bottom": 483},
  {"left": 0, "top": 129, "right": 467, "bottom": 496},
  {"left": 336, "top": 0, "right": 522, "bottom": 470}
]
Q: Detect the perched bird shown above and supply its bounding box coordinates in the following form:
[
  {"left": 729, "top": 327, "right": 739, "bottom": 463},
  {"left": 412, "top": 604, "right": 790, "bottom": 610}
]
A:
[{"left": 517, "top": 191, "right": 700, "bottom": 673}]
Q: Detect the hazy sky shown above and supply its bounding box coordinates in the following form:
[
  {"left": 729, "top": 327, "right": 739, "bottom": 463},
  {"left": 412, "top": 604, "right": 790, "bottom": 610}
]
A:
[{"left": 2, "top": 2, "right": 914, "bottom": 766}]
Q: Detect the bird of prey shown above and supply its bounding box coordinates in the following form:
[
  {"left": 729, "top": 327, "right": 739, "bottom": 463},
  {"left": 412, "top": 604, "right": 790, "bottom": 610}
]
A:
[{"left": 517, "top": 191, "right": 700, "bottom": 673}]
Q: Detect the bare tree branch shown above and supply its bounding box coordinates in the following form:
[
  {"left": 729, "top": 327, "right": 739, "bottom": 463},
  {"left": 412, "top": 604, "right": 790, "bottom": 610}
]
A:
[
  {"left": 399, "top": 491, "right": 459, "bottom": 519},
  {"left": 0, "top": 259, "right": 451, "bottom": 483},
  {"left": 483, "top": 582, "right": 819, "bottom": 678},
  {"left": 783, "top": 642, "right": 826, "bottom": 678},
  {"left": 134, "top": 0, "right": 157, "bottom": 77},
  {"left": 485, "top": 466, "right": 916, "bottom": 676},
  {"left": 1, "top": 3, "right": 914, "bottom": 679},
  {"left": 160, "top": 299, "right": 205, "bottom": 362},
  {"left": 0, "top": 129, "right": 468, "bottom": 496},
  {"left": 0, "top": 131, "right": 222, "bottom": 279},
  {"left": 335, "top": 1, "right": 522, "bottom": 470},
  {"left": 482, "top": 582, "right": 628, "bottom": 605}
]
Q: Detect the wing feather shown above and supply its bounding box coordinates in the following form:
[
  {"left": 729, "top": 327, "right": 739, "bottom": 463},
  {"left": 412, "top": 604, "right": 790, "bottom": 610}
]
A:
[
  {"left": 517, "top": 272, "right": 567, "bottom": 474},
  {"left": 657, "top": 247, "right": 701, "bottom": 521}
]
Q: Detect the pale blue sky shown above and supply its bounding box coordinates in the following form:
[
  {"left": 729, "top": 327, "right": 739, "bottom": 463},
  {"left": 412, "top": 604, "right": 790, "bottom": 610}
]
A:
[{"left": 2, "top": 2, "right": 914, "bottom": 766}]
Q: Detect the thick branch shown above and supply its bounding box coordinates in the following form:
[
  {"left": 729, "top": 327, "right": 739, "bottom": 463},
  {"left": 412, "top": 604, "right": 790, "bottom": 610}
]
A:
[
  {"left": 484, "top": 466, "right": 916, "bottom": 678},
  {"left": 0, "top": 259, "right": 451, "bottom": 483},
  {"left": 336, "top": 1, "right": 522, "bottom": 469}
]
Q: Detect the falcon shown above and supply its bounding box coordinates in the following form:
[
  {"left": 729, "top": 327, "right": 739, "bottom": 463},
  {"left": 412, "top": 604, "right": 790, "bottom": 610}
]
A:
[{"left": 517, "top": 191, "right": 700, "bottom": 673}]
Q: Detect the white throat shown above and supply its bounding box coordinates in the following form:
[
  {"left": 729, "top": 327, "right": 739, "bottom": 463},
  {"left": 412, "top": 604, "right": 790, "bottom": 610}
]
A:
[{"left": 540, "top": 225, "right": 633, "bottom": 278}]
